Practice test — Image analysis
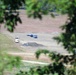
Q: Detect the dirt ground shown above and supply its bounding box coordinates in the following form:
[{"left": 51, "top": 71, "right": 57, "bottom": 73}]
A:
[
  {"left": 1, "top": 10, "right": 68, "bottom": 62},
  {"left": 1, "top": 10, "right": 68, "bottom": 33}
]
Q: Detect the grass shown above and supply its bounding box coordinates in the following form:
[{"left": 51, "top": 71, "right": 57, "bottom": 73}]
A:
[
  {"left": 0, "top": 33, "right": 50, "bottom": 75},
  {"left": 5, "top": 62, "right": 46, "bottom": 75},
  {"left": 0, "top": 33, "right": 22, "bottom": 52},
  {"left": 19, "top": 62, "right": 46, "bottom": 71}
]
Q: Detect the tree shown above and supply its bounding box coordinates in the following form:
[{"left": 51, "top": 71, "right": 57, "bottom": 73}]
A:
[
  {"left": 0, "top": 0, "right": 76, "bottom": 75},
  {"left": 18, "top": 0, "right": 76, "bottom": 75},
  {"left": 0, "top": 51, "right": 21, "bottom": 75},
  {"left": 0, "top": 0, "right": 24, "bottom": 74},
  {"left": 0, "top": 0, "right": 25, "bottom": 32}
]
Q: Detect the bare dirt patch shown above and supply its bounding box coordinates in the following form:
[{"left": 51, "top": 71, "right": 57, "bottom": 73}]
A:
[
  {"left": 1, "top": 10, "right": 68, "bottom": 62},
  {"left": 1, "top": 10, "right": 68, "bottom": 33}
]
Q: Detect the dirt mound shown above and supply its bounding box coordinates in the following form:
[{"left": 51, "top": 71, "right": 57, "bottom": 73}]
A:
[{"left": 22, "top": 42, "right": 44, "bottom": 47}]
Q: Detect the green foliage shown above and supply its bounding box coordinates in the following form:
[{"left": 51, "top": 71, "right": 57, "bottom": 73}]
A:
[
  {"left": 16, "top": 66, "right": 60, "bottom": 75},
  {"left": 68, "top": 66, "right": 76, "bottom": 75},
  {"left": 0, "top": 0, "right": 75, "bottom": 32},
  {"left": 0, "top": 0, "right": 5, "bottom": 23},
  {"left": 53, "top": 0, "right": 76, "bottom": 53},
  {"left": 5, "top": 11, "right": 22, "bottom": 32},
  {"left": 0, "top": 51, "right": 21, "bottom": 75},
  {"left": 15, "top": 0, "right": 76, "bottom": 75},
  {"left": 0, "top": 0, "right": 76, "bottom": 75},
  {"left": 35, "top": 49, "right": 50, "bottom": 59},
  {"left": 26, "top": 0, "right": 43, "bottom": 19},
  {"left": 0, "top": 0, "right": 73, "bottom": 32},
  {"left": 16, "top": 49, "right": 76, "bottom": 75},
  {"left": 35, "top": 49, "right": 76, "bottom": 65},
  {"left": 0, "top": 0, "right": 24, "bottom": 32}
]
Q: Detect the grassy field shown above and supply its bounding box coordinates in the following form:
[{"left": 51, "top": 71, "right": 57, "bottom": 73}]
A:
[
  {"left": 0, "top": 33, "right": 22, "bottom": 52},
  {"left": 0, "top": 33, "right": 49, "bottom": 75}
]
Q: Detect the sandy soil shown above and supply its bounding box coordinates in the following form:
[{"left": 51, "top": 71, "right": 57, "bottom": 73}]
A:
[
  {"left": 1, "top": 10, "right": 68, "bottom": 62},
  {"left": 1, "top": 10, "right": 68, "bottom": 33}
]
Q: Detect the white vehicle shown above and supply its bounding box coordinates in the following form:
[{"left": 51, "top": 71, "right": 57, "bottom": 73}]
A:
[{"left": 15, "top": 37, "right": 19, "bottom": 43}]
